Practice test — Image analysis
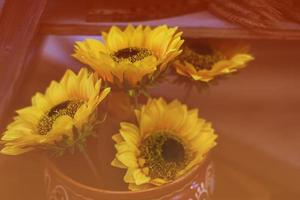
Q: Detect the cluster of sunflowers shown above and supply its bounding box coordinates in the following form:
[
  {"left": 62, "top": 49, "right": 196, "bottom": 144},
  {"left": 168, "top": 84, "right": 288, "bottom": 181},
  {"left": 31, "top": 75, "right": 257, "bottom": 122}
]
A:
[{"left": 0, "top": 25, "right": 253, "bottom": 191}]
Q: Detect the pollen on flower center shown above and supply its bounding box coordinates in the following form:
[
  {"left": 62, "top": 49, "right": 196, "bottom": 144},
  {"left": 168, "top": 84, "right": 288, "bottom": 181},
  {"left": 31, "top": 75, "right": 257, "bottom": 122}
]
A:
[
  {"left": 180, "top": 46, "right": 225, "bottom": 70},
  {"left": 112, "top": 47, "right": 152, "bottom": 63},
  {"left": 140, "top": 132, "right": 188, "bottom": 180},
  {"left": 37, "top": 100, "right": 84, "bottom": 135}
]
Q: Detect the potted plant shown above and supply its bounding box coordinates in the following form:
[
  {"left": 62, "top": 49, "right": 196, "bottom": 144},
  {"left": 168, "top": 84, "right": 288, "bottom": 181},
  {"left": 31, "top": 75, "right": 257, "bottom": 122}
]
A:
[{"left": 0, "top": 24, "right": 253, "bottom": 200}]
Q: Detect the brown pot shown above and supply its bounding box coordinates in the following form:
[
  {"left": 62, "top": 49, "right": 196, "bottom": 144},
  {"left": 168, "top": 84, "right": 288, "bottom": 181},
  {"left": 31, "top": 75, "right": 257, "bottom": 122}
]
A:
[
  {"left": 44, "top": 156, "right": 215, "bottom": 200},
  {"left": 44, "top": 90, "right": 215, "bottom": 200}
]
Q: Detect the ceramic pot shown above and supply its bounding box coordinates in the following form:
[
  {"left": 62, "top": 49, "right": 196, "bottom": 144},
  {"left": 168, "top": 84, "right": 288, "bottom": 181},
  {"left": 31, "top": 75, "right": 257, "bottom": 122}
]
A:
[
  {"left": 44, "top": 90, "right": 215, "bottom": 200},
  {"left": 44, "top": 157, "right": 215, "bottom": 200}
]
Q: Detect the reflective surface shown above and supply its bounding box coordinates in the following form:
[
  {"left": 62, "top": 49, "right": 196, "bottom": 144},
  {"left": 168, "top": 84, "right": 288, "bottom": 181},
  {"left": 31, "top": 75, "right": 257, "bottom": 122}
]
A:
[{"left": 1, "top": 36, "right": 300, "bottom": 199}]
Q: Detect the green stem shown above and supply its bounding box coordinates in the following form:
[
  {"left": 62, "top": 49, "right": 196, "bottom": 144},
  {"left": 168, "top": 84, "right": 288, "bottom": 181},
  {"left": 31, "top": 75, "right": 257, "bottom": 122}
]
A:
[
  {"left": 81, "top": 147, "right": 102, "bottom": 187},
  {"left": 141, "top": 89, "right": 151, "bottom": 99}
]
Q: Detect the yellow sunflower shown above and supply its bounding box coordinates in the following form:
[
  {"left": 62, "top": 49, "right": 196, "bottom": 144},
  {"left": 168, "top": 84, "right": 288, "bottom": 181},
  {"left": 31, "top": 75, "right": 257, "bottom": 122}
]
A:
[
  {"left": 111, "top": 98, "right": 217, "bottom": 191},
  {"left": 1, "top": 68, "right": 110, "bottom": 155},
  {"left": 173, "top": 42, "right": 254, "bottom": 82},
  {"left": 73, "top": 25, "right": 183, "bottom": 87}
]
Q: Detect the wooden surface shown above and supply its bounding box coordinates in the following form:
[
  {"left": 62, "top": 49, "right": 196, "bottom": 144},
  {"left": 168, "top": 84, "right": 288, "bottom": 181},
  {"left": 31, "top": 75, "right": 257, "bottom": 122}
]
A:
[
  {"left": 0, "top": 1, "right": 300, "bottom": 199},
  {"left": 0, "top": 0, "right": 5, "bottom": 17},
  {"left": 214, "top": 158, "right": 271, "bottom": 200},
  {"left": 0, "top": 35, "right": 298, "bottom": 199},
  {"left": 0, "top": 153, "right": 274, "bottom": 200},
  {"left": 86, "top": 0, "right": 206, "bottom": 22},
  {"left": 153, "top": 38, "right": 300, "bottom": 196},
  {"left": 0, "top": 0, "right": 47, "bottom": 131},
  {"left": 0, "top": 154, "right": 46, "bottom": 200},
  {"left": 39, "top": 24, "right": 300, "bottom": 40},
  {"left": 38, "top": 0, "right": 300, "bottom": 39}
]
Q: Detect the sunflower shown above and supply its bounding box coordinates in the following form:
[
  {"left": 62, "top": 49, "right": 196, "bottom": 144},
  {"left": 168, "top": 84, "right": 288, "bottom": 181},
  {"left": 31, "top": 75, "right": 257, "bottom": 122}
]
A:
[
  {"left": 0, "top": 68, "right": 110, "bottom": 155},
  {"left": 73, "top": 25, "right": 183, "bottom": 87},
  {"left": 173, "top": 41, "right": 254, "bottom": 82},
  {"left": 111, "top": 98, "right": 217, "bottom": 191}
]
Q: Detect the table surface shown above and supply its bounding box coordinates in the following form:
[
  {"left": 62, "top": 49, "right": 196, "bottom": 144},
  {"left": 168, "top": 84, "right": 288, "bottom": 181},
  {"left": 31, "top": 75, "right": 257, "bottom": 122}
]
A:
[
  {"left": 1, "top": 35, "right": 300, "bottom": 199},
  {"left": 0, "top": 154, "right": 271, "bottom": 200}
]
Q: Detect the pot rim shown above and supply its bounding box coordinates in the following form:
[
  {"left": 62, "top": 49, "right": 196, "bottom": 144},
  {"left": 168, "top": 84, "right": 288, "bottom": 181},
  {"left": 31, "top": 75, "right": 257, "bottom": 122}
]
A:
[{"left": 45, "top": 155, "right": 209, "bottom": 196}]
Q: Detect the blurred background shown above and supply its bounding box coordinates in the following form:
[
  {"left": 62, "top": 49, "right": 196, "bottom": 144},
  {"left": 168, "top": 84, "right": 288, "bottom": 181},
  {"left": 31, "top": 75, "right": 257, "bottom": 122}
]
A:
[{"left": 0, "top": 0, "right": 300, "bottom": 199}]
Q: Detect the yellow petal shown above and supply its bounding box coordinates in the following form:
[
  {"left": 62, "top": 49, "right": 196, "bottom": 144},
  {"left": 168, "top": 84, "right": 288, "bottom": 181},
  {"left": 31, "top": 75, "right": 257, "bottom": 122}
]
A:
[
  {"left": 111, "top": 158, "right": 127, "bottom": 169},
  {"left": 128, "top": 183, "right": 152, "bottom": 191},
  {"left": 16, "top": 107, "right": 43, "bottom": 126},
  {"left": 31, "top": 93, "right": 52, "bottom": 112},
  {"left": 1, "top": 146, "right": 34, "bottom": 155},
  {"left": 112, "top": 133, "right": 124, "bottom": 143},
  {"left": 124, "top": 168, "right": 136, "bottom": 183},
  {"left": 117, "top": 151, "right": 138, "bottom": 168},
  {"left": 45, "top": 115, "right": 74, "bottom": 144},
  {"left": 120, "top": 122, "right": 140, "bottom": 146},
  {"left": 132, "top": 169, "right": 151, "bottom": 185},
  {"left": 231, "top": 54, "right": 254, "bottom": 65},
  {"left": 151, "top": 178, "right": 168, "bottom": 186},
  {"left": 105, "top": 26, "right": 128, "bottom": 52},
  {"left": 115, "top": 142, "right": 137, "bottom": 153}
]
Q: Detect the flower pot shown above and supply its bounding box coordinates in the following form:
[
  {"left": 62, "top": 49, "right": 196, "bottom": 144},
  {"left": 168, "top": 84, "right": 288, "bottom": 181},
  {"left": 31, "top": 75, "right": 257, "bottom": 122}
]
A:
[
  {"left": 43, "top": 94, "right": 216, "bottom": 200},
  {"left": 45, "top": 156, "right": 215, "bottom": 200}
]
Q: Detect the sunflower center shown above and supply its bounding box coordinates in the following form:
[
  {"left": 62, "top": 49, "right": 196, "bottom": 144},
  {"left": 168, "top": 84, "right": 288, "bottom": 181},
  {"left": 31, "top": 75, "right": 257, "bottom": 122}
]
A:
[
  {"left": 48, "top": 101, "right": 71, "bottom": 117},
  {"left": 193, "top": 44, "right": 214, "bottom": 55},
  {"left": 37, "top": 100, "right": 84, "bottom": 135},
  {"left": 140, "top": 132, "right": 187, "bottom": 180},
  {"left": 112, "top": 47, "right": 152, "bottom": 63},
  {"left": 162, "top": 138, "right": 185, "bottom": 163},
  {"left": 181, "top": 45, "right": 225, "bottom": 70}
]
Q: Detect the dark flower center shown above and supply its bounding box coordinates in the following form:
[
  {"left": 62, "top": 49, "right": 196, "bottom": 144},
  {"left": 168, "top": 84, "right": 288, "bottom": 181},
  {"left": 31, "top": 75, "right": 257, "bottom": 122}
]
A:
[
  {"left": 162, "top": 138, "right": 185, "bottom": 163},
  {"left": 112, "top": 47, "right": 152, "bottom": 63},
  {"left": 180, "top": 45, "right": 225, "bottom": 70},
  {"left": 37, "top": 100, "right": 84, "bottom": 135},
  {"left": 193, "top": 43, "right": 215, "bottom": 55},
  {"left": 140, "top": 132, "right": 188, "bottom": 180},
  {"left": 48, "top": 101, "right": 71, "bottom": 117}
]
